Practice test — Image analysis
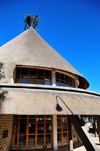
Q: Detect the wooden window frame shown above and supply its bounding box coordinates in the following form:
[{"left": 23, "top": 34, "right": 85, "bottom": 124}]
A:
[
  {"left": 57, "top": 115, "right": 68, "bottom": 146},
  {"left": 15, "top": 67, "right": 52, "bottom": 86},
  {"left": 56, "top": 72, "right": 75, "bottom": 88},
  {"left": 12, "top": 115, "right": 52, "bottom": 150}
]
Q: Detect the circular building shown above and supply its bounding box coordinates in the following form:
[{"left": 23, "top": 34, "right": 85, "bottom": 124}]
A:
[{"left": 0, "top": 14, "right": 100, "bottom": 151}]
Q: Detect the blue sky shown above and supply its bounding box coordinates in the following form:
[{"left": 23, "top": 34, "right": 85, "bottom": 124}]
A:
[{"left": 0, "top": 0, "right": 100, "bottom": 92}]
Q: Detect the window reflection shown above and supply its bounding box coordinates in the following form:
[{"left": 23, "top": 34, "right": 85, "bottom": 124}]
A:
[
  {"left": 16, "top": 67, "right": 51, "bottom": 86},
  {"left": 56, "top": 72, "right": 75, "bottom": 87}
]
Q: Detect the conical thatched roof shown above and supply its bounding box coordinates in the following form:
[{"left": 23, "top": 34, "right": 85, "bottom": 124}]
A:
[{"left": 0, "top": 29, "right": 89, "bottom": 88}]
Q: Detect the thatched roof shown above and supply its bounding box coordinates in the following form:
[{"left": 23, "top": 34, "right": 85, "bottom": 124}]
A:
[
  {"left": 0, "top": 84, "right": 100, "bottom": 115},
  {"left": 0, "top": 29, "right": 89, "bottom": 88}
]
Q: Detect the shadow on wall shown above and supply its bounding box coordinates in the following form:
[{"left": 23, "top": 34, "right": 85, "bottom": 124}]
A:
[{"left": 56, "top": 95, "right": 73, "bottom": 115}]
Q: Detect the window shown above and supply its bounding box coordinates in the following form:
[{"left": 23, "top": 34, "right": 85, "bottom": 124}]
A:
[
  {"left": 15, "top": 67, "right": 51, "bottom": 86},
  {"left": 12, "top": 115, "right": 52, "bottom": 150},
  {"left": 56, "top": 72, "right": 75, "bottom": 87}
]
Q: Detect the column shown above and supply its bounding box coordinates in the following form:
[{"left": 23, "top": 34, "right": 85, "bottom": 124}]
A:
[
  {"left": 68, "top": 117, "right": 73, "bottom": 151},
  {"left": 52, "top": 70, "right": 56, "bottom": 86},
  {"left": 52, "top": 115, "right": 58, "bottom": 150}
]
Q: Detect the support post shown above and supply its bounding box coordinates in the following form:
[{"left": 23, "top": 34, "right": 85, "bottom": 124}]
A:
[
  {"left": 68, "top": 117, "right": 73, "bottom": 151},
  {"left": 68, "top": 115, "right": 99, "bottom": 151},
  {"left": 52, "top": 115, "right": 58, "bottom": 150},
  {"left": 93, "top": 117, "right": 97, "bottom": 137},
  {"left": 97, "top": 116, "right": 100, "bottom": 143}
]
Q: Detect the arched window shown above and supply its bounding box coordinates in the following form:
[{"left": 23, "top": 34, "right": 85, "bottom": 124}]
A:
[
  {"left": 15, "top": 67, "right": 52, "bottom": 85},
  {"left": 56, "top": 72, "right": 75, "bottom": 87}
]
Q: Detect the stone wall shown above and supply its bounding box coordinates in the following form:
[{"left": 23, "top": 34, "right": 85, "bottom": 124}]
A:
[{"left": 0, "top": 114, "right": 13, "bottom": 151}]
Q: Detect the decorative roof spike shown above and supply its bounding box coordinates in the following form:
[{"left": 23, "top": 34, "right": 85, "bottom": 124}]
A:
[{"left": 24, "top": 14, "right": 39, "bottom": 31}]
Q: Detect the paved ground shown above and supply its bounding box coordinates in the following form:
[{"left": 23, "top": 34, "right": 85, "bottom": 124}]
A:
[{"left": 74, "top": 134, "right": 100, "bottom": 151}]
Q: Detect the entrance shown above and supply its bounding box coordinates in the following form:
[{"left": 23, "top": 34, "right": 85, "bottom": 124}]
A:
[{"left": 12, "top": 115, "right": 52, "bottom": 150}]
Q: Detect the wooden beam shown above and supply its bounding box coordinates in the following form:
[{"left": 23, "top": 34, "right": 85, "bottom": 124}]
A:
[{"left": 68, "top": 115, "right": 99, "bottom": 151}]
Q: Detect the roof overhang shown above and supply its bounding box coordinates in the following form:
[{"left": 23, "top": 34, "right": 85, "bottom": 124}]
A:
[{"left": 0, "top": 84, "right": 100, "bottom": 115}]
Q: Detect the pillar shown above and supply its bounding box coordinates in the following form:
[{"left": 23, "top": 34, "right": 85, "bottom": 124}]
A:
[
  {"left": 68, "top": 117, "right": 73, "bottom": 151},
  {"left": 52, "top": 70, "right": 56, "bottom": 86},
  {"left": 53, "top": 115, "right": 58, "bottom": 150}
]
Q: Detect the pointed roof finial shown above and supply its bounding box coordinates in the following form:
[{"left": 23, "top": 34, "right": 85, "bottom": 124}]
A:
[{"left": 24, "top": 14, "right": 39, "bottom": 31}]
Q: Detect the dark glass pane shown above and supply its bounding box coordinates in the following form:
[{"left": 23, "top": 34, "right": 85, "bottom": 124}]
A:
[
  {"left": 38, "top": 69, "right": 44, "bottom": 76},
  {"left": 61, "top": 74, "right": 64, "bottom": 80},
  {"left": 20, "top": 119, "right": 27, "bottom": 123},
  {"left": 46, "top": 135, "right": 51, "bottom": 146},
  {"left": 57, "top": 115, "right": 61, "bottom": 118},
  {"left": 29, "top": 115, "right": 36, "bottom": 118},
  {"left": 46, "top": 123, "right": 52, "bottom": 133},
  {"left": 37, "top": 115, "right": 44, "bottom": 118},
  {"left": 37, "top": 124, "right": 44, "bottom": 133},
  {"left": 63, "top": 123, "right": 67, "bottom": 131},
  {"left": 16, "top": 79, "right": 20, "bottom": 83},
  {"left": 63, "top": 133, "right": 68, "bottom": 143},
  {"left": 45, "top": 70, "right": 51, "bottom": 77},
  {"left": 72, "top": 79, "right": 75, "bottom": 84},
  {"left": 29, "top": 80, "right": 36, "bottom": 84},
  {"left": 12, "top": 135, "right": 17, "bottom": 149},
  {"left": 29, "top": 124, "right": 35, "bottom": 133},
  {"left": 37, "top": 135, "right": 44, "bottom": 148},
  {"left": 13, "top": 118, "right": 18, "bottom": 122},
  {"left": 14, "top": 115, "right": 19, "bottom": 118},
  {"left": 46, "top": 115, "right": 51, "bottom": 118},
  {"left": 16, "top": 76, "right": 20, "bottom": 78},
  {"left": 56, "top": 72, "right": 59, "bottom": 79},
  {"left": 13, "top": 123, "right": 18, "bottom": 134},
  {"left": 45, "top": 80, "right": 51, "bottom": 85},
  {"left": 69, "top": 77, "right": 72, "bottom": 82},
  {"left": 30, "top": 69, "right": 36, "bottom": 75},
  {"left": 19, "top": 135, "right": 26, "bottom": 147},
  {"left": 29, "top": 119, "right": 36, "bottom": 122},
  {"left": 20, "top": 124, "right": 26, "bottom": 134},
  {"left": 13, "top": 115, "right": 18, "bottom": 121},
  {"left": 57, "top": 133, "right": 62, "bottom": 144},
  {"left": 57, "top": 118, "right": 61, "bottom": 122},
  {"left": 37, "top": 77, "right": 44, "bottom": 80},
  {"left": 28, "top": 135, "right": 35, "bottom": 147},
  {"left": 63, "top": 133, "right": 67, "bottom": 137},
  {"left": 20, "top": 115, "right": 27, "bottom": 118},
  {"left": 16, "top": 68, "right": 20, "bottom": 74},
  {"left": 37, "top": 119, "right": 44, "bottom": 122},
  {"left": 21, "top": 68, "right": 28, "bottom": 75},
  {"left": 65, "top": 75, "right": 68, "bottom": 81},
  {"left": 37, "top": 80, "right": 44, "bottom": 85},
  {"left": 62, "top": 115, "right": 66, "bottom": 118},
  {"left": 57, "top": 123, "right": 61, "bottom": 132}
]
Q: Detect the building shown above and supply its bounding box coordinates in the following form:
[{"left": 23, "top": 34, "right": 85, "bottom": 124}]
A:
[{"left": 0, "top": 14, "right": 100, "bottom": 151}]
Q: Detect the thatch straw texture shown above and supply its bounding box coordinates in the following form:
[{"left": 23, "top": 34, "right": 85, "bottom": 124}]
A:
[
  {"left": 0, "top": 85, "right": 100, "bottom": 115},
  {"left": 0, "top": 29, "right": 89, "bottom": 88}
]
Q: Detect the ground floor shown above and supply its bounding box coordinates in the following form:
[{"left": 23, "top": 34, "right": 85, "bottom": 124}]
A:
[{"left": 0, "top": 114, "right": 81, "bottom": 151}]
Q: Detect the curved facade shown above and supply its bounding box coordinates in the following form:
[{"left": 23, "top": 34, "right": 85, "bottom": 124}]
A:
[{"left": 0, "top": 16, "right": 100, "bottom": 151}]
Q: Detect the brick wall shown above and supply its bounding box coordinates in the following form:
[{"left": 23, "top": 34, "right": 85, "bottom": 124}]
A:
[{"left": 0, "top": 114, "right": 13, "bottom": 151}]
